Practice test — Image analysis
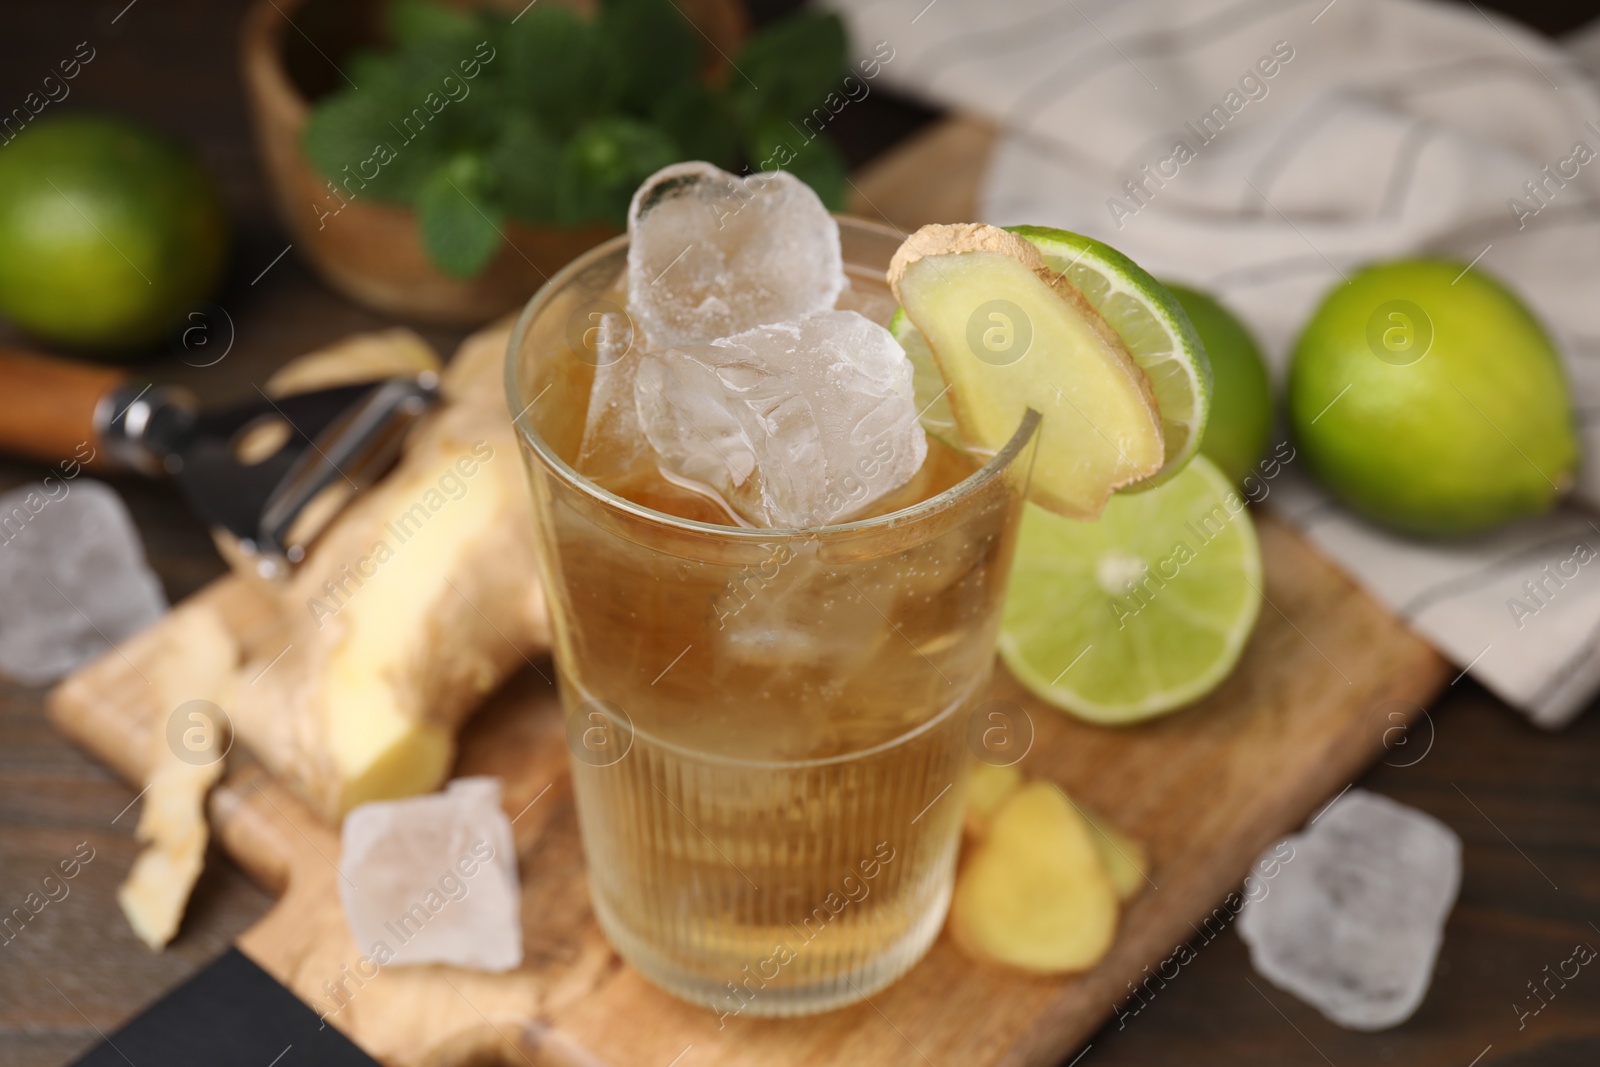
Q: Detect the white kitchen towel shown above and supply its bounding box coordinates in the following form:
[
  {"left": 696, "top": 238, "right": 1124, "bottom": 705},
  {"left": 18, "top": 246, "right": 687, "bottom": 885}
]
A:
[{"left": 829, "top": 0, "right": 1600, "bottom": 727}]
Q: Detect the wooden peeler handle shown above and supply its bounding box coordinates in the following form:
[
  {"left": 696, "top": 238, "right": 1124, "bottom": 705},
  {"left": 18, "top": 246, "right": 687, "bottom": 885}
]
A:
[{"left": 0, "top": 345, "right": 127, "bottom": 467}]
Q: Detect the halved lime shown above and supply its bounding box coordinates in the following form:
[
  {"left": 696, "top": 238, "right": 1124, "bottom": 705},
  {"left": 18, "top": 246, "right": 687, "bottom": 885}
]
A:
[
  {"left": 999, "top": 454, "right": 1262, "bottom": 723},
  {"left": 1009, "top": 226, "right": 1211, "bottom": 490},
  {"left": 888, "top": 223, "right": 1165, "bottom": 518},
  {"left": 888, "top": 305, "right": 961, "bottom": 447}
]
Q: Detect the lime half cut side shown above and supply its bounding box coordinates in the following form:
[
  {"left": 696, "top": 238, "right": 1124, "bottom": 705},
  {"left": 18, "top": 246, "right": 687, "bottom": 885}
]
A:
[
  {"left": 999, "top": 455, "right": 1262, "bottom": 724},
  {"left": 1010, "top": 226, "right": 1212, "bottom": 490}
]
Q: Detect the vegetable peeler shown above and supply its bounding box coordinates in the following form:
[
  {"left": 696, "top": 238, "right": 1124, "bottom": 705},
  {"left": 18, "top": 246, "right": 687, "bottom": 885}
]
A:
[{"left": 0, "top": 346, "right": 440, "bottom": 578}]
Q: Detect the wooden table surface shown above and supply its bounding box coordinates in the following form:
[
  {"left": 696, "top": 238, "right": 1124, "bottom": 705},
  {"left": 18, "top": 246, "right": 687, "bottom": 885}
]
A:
[{"left": 2, "top": 2, "right": 1598, "bottom": 1065}]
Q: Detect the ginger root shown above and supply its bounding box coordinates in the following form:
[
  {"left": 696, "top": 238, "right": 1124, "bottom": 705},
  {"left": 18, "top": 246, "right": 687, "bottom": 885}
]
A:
[{"left": 233, "top": 325, "right": 550, "bottom": 822}]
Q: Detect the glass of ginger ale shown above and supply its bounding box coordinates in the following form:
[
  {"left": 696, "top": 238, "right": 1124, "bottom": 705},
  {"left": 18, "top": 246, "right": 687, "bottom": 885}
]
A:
[{"left": 507, "top": 201, "right": 1037, "bottom": 1016}]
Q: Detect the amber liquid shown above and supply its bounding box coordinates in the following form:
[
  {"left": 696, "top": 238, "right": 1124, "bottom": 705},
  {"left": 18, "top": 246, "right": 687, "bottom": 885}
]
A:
[{"left": 520, "top": 242, "right": 1028, "bottom": 1015}]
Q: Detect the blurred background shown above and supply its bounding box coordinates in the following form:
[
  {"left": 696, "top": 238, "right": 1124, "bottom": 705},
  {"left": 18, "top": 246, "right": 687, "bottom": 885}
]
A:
[{"left": 2, "top": 1, "right": 1599, "bottom": 1065}]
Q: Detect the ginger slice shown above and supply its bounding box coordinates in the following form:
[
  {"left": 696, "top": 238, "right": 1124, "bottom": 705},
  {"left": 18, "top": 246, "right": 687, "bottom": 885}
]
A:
[
  {"left": 887, "top": 223, "right": 1163, "bottom": 518},
  {"left": 963, "top": 764, "right": 1149, "bottom": 901},
  {"left": 118, "top": 604, "right": 239, "bottom": 948},
  {"left": 1080, "top": 806, "right": 1150, "bottom": 902},
  {"left": 950, "top": 781, "right": 1119, "bottom": 974},
  {"left": 964, "top": 761, "right": 1023, "bottom": 837}
]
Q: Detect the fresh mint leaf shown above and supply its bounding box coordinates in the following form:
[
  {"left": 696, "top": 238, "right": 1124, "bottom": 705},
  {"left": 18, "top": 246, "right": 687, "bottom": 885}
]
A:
[
  {"left": 558, "top": 117, "right": 679, "bottom": 226},
  {"left": 389, "top": 30, "right": 504, "bottom": 139},
  {"left": 652, "top": 83, "right": 741, "bottom": 171},
  {"left": 301, "top": 0, "right": 858, "bottom": 278},
  {"left": 504, "top": 4, "right": 616, "bottom": 136},
  {"left": 727, "top": 11, "right": 847, "bottom": 127},
  {"left": 787, "top": 137, "right": 846, "bottom": 211},
  {"left": 346, "top": 46, "right": 394, "bottom": 89},
  {"left": 600, "top": 0, "right": 697, "bottom": 114},
  {"left": 374, "top": 31, "right": 507, "bottom": 191},
  {"left": 303, "top": 89, "right": 380, "bottom": 188},
  {"left": 370, "top": 97, "right": 457, "bottom": 200},
  {"left": 306, "top": 19, "right": 506, "bottom": 198},
  {"left": 745, "top": 118, "right": 846, "bottom": 210},
  {"left": 302, "top": 81, "right": 445, "bottom": 203},
  {"left": 416, "top": 154, "right": 504, "bottom": 278},
  {"left": 385, "top": 10, "right": 501, "bottom": 152},
  {"left": 492, "top": 114, "right": 563, "bottom": 224},
  {"left": 388, "top": 0, "right": 480, "bottom": 50}
]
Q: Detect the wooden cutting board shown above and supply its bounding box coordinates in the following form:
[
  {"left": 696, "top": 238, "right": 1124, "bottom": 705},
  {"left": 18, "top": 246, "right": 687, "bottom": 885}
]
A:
[{"left": 49, "top": 117, "right": 1450, "bottom": 1067}]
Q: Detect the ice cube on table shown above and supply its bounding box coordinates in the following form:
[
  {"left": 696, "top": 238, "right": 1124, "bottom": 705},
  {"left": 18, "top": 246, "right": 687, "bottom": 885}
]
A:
[
  {"left": 626, "top": 162, "right": 845, "bottom": 347},
  {"left": 339, "top": 777, "right": 522, "bottom": 972},
  {"left": 634, "top": 309, "right": 928, "bottom": 528},
  {"left": 1238, "top": 789, "right": 1462, "bottom": 1030},
  {"left": 0, "top": 479, "right": 166, "bottom": 685}
]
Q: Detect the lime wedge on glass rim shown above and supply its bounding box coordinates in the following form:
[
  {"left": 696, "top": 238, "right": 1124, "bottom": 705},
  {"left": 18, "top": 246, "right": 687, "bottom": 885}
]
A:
[
  {"left": 887, "top": 224, "right": 1211, "bottom": 511},
  {"left": 999, "top": 454, "right": 1262, "bottom": 724},
  {"left": 887, "top": 224, "right": 1166, "bottom": 518},
  {"left": 1008, "top": 226, "right": 1211, "bottom": 489},
  {"left": 889, "top": 223, "right": 1255, "bottom": 719}
]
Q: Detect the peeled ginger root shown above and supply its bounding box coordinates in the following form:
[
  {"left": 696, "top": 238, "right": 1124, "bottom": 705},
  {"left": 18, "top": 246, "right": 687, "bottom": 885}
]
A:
[
  {"left": 950, "top": 780, "right": 1122, "bottom": 974},
  {"left": 233, "top": 325, "right": 550, "bottom": 822}
]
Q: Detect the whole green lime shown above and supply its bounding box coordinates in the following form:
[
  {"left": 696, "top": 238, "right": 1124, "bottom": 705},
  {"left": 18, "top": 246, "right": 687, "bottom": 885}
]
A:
[
  {"left": 1166, "top": 284, "right": 1272, "bottom": 486},
  {"left": 1289, "top": 259, "right": 1577, "bottom": 537},
  {"left": 0, "top": 114, "right": 229, "bottom": 353}
]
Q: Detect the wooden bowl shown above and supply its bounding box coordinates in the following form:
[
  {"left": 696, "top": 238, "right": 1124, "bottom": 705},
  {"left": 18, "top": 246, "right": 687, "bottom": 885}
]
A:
[{"left": 239, "top": 0, "right": 748, "bottom": 324}]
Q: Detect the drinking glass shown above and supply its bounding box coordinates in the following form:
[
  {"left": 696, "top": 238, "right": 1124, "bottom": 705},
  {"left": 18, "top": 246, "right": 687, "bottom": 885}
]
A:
[{"left": 506, "top": 217, "right": 1038, "bottom": 1016}]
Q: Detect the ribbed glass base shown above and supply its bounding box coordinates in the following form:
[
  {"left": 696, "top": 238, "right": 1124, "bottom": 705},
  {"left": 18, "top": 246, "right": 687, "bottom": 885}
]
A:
[{"left": 592, "top": 877, "right": 953, "bottom": 1017}]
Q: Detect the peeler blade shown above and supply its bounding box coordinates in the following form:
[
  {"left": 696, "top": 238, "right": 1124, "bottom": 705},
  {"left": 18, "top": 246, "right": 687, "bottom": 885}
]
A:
[{"left": 161, "top": 376, "right": 441, "bottom": 579}]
